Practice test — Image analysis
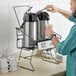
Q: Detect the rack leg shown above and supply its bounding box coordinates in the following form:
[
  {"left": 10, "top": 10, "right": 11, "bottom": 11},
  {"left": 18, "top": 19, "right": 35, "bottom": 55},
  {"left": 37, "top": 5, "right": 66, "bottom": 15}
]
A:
[
  {"left": 18, "top": 49, "right": 34, "bottom": 71},
  {"left": 40, "top": 50, "right": 60, "bottom": 64}
]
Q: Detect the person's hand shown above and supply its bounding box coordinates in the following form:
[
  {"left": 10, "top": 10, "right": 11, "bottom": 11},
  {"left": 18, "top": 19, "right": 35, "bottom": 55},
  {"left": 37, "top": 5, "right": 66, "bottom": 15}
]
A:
[
  {"left": 44, "top": 5, "right": 59, "bottom": 13},
  {"left": 45, "top": 24, "right": 54, "bottom": 37}
]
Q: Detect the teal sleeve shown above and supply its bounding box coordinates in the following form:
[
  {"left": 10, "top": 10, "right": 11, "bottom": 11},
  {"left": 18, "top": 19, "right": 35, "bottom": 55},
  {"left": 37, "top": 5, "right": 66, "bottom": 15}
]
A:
[
  {"left": 56, "top": 31, "right": 76, "bottom": 55},
  {"left": 69, "top": 14, "right": 76, "bottom": 23}
]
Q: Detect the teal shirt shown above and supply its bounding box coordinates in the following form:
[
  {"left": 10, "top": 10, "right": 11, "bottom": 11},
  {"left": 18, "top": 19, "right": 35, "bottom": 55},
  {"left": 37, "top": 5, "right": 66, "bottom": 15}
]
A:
[{"left": 56, "top": 14, "right": 76, "bottom": 76}]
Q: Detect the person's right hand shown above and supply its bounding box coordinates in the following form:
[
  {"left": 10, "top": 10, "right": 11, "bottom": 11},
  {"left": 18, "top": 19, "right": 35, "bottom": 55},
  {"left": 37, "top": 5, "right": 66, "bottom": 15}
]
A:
[{"left": 44, "top": 5, "right": 59, "bottom": 13}]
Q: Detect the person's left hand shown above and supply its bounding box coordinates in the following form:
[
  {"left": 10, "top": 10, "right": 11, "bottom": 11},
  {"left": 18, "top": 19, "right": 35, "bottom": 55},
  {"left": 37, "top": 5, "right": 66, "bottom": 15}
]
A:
[{"left": 45, "top": 24, "right": 54, "bottom": 37}]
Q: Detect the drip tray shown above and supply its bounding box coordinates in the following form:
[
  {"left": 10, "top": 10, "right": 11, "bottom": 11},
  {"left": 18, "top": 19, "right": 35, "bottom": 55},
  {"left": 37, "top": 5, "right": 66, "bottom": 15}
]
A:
[{"left": 51, "top": 71, "right": 66, "bottom": 76}]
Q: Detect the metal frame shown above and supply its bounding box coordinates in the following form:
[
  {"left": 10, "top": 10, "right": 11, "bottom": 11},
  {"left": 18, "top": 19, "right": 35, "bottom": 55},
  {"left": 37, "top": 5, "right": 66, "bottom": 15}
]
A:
[
  {"left": 14, "top": 5, "right": 35, "bottom": 71},
  {"left": 18, "top": 49, "right": 34, "bottom": 71},
  {"left": 40, "top": 49, "right": 60, "bottom": 64},
  {"left": 16, "top": 27, "right": 62, "bottom": 71},
  {"left": 13, "top": 5, "right": 32, "bottom": 27},
  {"left": 16, "top": 28, "right": 62, "bottom": 72},
  {"left": 39, "top": 33, "right": 62, "bottom": 64},
  {"left": 16, "top": 28, "right": 35, "bottom": 71}
]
